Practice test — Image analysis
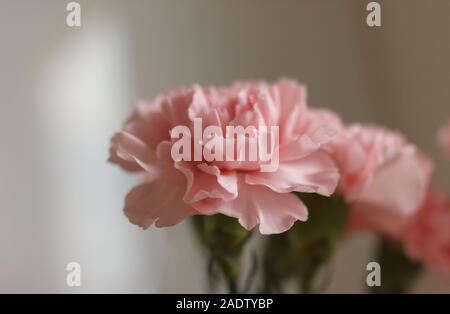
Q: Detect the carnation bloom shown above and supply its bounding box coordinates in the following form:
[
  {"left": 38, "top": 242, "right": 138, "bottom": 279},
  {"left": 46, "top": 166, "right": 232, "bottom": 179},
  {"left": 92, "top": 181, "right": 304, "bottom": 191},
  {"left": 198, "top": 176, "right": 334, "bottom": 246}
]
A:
[
  {"left": 109, "top": 79, "right": 340, "bottom": 234},
  {"left": 438, "top": 119, "right": 450, "bottom": 158},
  {"left": 327, "top": 123, "right": 433, "bottom": 237},
  {"left": 403, "top": 187, "right": 450, "bottom": 278}
]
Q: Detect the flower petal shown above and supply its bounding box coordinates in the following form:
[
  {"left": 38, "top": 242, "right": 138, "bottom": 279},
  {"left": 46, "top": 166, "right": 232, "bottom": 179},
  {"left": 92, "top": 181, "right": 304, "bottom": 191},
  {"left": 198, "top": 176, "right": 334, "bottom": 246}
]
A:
[
  {"left": 357, "top": 147, "right": 430, "bottom": 216},
  {"left": 246, "top": 150, "right": 339, "bottom": 196},
  {"left": 124, "top": 179, "right": 196, "bottom": 229},
  {"left": 221, "top": 178, "right": 308, "bottom": 234},
  {"left": 108, "top": 133, "right": 142, "bottom": 172},
  {"left": 175, "top": 161, "right": 238, "bottom": 214},
  {"left": 110, "top": 131, "right": 157, "bottom": 173}
]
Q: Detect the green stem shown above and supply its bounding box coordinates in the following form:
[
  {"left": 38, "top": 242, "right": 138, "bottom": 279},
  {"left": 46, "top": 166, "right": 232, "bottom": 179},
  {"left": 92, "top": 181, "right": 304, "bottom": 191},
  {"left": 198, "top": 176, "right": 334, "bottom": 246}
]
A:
[
  {"left": 228, "top": 277, "right": 238, "bottom": 294},
  {"left": 294, "top": 193, "right": 348, "bottom": 293},
  {"left": 192, "top": 214, "right": 251, "bottom": 294}
]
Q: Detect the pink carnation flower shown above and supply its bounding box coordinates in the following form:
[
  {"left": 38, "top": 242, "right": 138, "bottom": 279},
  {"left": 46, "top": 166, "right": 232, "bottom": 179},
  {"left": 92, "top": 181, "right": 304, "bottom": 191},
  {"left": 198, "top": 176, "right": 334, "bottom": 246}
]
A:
[
  {"left": 438, "top": 119, "right": 450, "bottom": 158},
  {"left": 403, "top": 187, "right": 450, "bottom": 278},
  {"left": 109, "top": 79, "right": 340, "bottom": 234},
  {"left": 328, "top": 124, "right": 433, "bottom": 237}
]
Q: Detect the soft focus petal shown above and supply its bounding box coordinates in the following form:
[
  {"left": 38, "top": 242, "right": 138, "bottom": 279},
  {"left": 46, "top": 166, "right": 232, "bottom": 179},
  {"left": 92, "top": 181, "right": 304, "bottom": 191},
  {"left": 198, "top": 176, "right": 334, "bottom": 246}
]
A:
[
  {"left": 161, "top": 86, "right": 207, "bottom": 126},
  {"left": 110, "top": 131, "right": 157, "bottom": 173},
  {"left": 126, "top": 101, "right": 171, "bottom": 149},
  {"left": 246, "top": 150, "right": 339, "bottom": 196},
  {"left": 277, "top": 78, "right": 307, "bottom": 122},
  {"left": 124, "top": 179, "right": 196, "bottom": 229},
  {"left": 348, "top": 147, "right": 432, "bottom": 238},
  {"left": 403, "top": 187, "right": 450, "bottom": 278},
  {"left": 357, "top": 148, "right": 429, "bottom": 217},
  {"left": 109, "top": 133, "right": 142, "bottom": 172},
  {"left": 221, "top": 178, "right": 308, "bottom": 234},
  {"left": 175, "top": 161, "right": 238, "bottom": 214},
  {"left": 279, "top": 135, "right": 320, "bottom": 161}
]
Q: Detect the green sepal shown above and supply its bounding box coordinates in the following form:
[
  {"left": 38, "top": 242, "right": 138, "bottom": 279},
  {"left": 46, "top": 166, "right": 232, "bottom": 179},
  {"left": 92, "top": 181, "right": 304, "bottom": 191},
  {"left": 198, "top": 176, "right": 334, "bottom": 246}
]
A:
[
  {"left": 292, "top": 193, "right": 348, "bottom": 293},
  {"left": 192, "top": 214, "right": 252, "bottom": 293}
]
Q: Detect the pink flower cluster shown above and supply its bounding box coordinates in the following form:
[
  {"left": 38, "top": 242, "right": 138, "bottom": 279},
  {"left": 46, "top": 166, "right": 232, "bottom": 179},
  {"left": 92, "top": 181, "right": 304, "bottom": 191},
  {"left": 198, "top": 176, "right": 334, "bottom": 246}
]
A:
[
  {"left": 338, "top": 120, "right": 450, "bottom": 278},
  {"left": 403, "top": 187, "right": 450, "bottom": 278},
  {"left": 110, "top": 79, "right": 340, "bottom": 234},
  {"left": 331, "top": 124, "right": 433, "bottom": 238},
  {"left": 110, "top": 78, "right": 450, "bottom": 276}
]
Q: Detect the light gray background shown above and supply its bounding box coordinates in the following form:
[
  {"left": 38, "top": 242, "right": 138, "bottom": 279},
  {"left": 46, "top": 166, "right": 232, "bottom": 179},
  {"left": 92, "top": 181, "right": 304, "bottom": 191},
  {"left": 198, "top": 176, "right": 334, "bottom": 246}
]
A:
[{"left": 0, "top": 0, "right": 449, "bottom": 293}]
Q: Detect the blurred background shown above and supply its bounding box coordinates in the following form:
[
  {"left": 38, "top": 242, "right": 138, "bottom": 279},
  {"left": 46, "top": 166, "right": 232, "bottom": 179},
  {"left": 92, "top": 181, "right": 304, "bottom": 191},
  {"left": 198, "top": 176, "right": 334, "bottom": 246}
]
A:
[{"left": 0, "top": 0, "right": 449, "bottom": 293}]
